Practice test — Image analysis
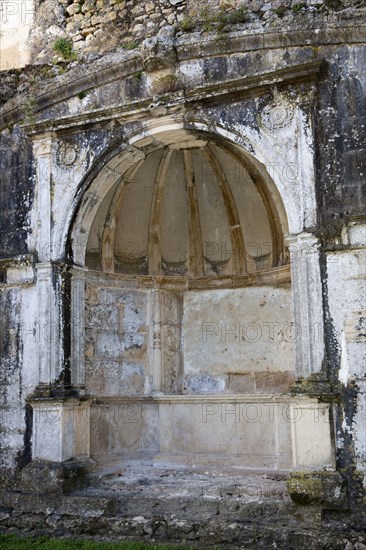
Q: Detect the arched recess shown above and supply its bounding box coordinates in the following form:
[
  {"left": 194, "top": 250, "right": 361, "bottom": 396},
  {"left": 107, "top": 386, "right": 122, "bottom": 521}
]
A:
[
  {"left": 85, "top": 140, "right": 286, "bottom": 277},
  {"left": 67, "top": 122, "right": 299, "bottom": 468},
  {"left": 68, "top": 117, "right": 304, "bottom": 269}
]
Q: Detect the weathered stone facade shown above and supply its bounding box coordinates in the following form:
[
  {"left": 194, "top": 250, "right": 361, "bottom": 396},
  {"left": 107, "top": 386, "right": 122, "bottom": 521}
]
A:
[{"left": 0, "top": 0, "right": 366, "bottom": 547}]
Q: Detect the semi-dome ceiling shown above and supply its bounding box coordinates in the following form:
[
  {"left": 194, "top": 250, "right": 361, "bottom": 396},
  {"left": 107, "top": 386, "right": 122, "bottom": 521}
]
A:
[{"left": 86, "top": 140, "right": 286, "bottom": 278}]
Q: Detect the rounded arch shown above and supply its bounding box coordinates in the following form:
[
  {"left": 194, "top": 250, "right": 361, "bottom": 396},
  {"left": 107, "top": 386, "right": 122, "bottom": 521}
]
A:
[{"left": 66, "top": 116, "right": 297, "bottom": 268}]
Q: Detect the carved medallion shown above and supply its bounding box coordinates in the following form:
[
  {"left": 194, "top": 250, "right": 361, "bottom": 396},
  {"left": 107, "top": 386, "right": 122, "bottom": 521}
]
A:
[
  {"left": 56, "top": 140, "right": 80, "bottom": 169},
  {"left": 261, "top": 100, "right": 294, "bottom": 130}
]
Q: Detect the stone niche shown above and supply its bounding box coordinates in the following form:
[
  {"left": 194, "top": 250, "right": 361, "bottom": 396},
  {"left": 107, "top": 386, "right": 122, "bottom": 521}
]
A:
[{"left": 77, "top": 131, "right": 333, "bottom": 470}]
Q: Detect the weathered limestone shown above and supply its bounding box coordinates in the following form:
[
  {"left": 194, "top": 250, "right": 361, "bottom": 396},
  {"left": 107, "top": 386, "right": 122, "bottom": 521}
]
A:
[
  {"left": 182, "top": 286, "right": 296, "bottom": 393},
  {"left": 1, "top": 2, "right": 366, "bottom": 545},
  {"left": 141, "top": 27, "right": 177, "bottom": 72},
  {"left": 0, "top": 0, "right": 34, "bottom": 69},
  {"left": 88, "top": 395, "right": 334, "bottom": 471},
  {"left": 290, "top": 400, "right": 334, "bottom": 469},
  {"left": 147, "top": 289, "right": 182, "bottom": 394},
  {"left": 2, "top": 0, "right": 364, "bottom": 69},
  {"left": 31, "top": 398, "right": 90, "bottom": 462},
  {"left": 287, "top": 470, "right": 348, "bottom": 508},
  {"left": 70, "top": 266, "right": 87, "bottom": 388},
  {"left": 286, "top": 233, "right": 325, "bottom": 379},
  {"left": 326, "top": 221, "right": 366, "bottom": 484}
]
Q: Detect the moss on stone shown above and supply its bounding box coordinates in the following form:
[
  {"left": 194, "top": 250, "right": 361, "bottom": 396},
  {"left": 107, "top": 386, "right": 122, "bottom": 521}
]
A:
[
  {"left": 287, "top": 471, "right": 348, "bottom": 509},
  {"left": 151, "top": 74, "right": 178, "bottom": 95}
]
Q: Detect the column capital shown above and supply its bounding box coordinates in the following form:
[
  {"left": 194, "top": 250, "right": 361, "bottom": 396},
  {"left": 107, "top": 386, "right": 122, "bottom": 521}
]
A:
[
  {"left": 32, "top": 133, "right": 55, "bottom": 156},
  {"left": 285, "top": 232, "right": 320, "bottom": 249},
  {"left": 69, "top": 264, "right": 88, "bottom": 277}
]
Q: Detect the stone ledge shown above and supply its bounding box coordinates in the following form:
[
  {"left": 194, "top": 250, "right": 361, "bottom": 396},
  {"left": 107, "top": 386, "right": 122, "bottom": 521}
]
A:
[
  {"left": 177, "top": 23, "right": 366, "bottom": 61},
  {"left": 91, "top": 393, "right": 324, "bottom": 403}
]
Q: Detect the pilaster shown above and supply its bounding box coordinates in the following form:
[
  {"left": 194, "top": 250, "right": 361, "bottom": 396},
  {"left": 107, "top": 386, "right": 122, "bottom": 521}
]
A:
[
  {"left": 286, "top": 232, "right": 325, "bottom": 379},
  {"left": 36, "top": 263, "right": 62, "bottom": 385},
  {"left": 33, "top": 134, "right": 54, "bottom": 263},
  {"left": 70, "top": 266, "right": 86, "bottom": 388}
]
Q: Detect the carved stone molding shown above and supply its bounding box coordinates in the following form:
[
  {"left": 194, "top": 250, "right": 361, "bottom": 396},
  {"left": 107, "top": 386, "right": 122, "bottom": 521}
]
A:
[{"left": 147, "top": 289, "right": 182, "bottom": 394}]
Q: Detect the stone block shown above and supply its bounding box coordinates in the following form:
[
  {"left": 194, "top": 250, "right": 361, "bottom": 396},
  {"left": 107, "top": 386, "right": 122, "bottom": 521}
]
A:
[
  {"left": 348, "top": 222, "right": 366, "bottom": 247},
  {"left": 81, "top": 27, "right": 96, "bottom": 37},
  {"left": 73, "top": 13, "right": 85, "bottom": 24},
  {"left": 157, "top": 397, "right": 292, "bottom": 468},
  {"left": 250, "top": 0, "right": 264, "bottom": 12},
  {"left": 91, "top": 14, "right": 103, "bottom": 25},
  {"left": 145, "top": 2, "right": 155, "bottom": 13},
  {"left": 90, "top": 400, "right": 159, "bottom": 457},
  {"left": 228, "top": 373, "right": 256, "bottom": 393},
  {"left": 141, "top": 27, "right": 177, "bottom": 72},
  {"left": 96, "top": 331, "right": 125, "bottom": 358},
  {"left": 290, "top": 400, "right": 335, "bottom": 469},
  {"left": 287, "top": 471, "right": 348, "bottom": 509},
  {"left": 182, "top": 286, "right": 295, "bottom": 379},
  {"left": 20, "top": 458, "right": 94, "bottom": 495},
  {"left": 67, "top": 3, "right": 81, "bottom": 16},
  {"left": 86, "top": 359, "right": 145, "bottom": 396},
  {"left": 86, "top": 303, "right": 119, "bottom": 330},
  {"left": 105, "top": 11, "right": 117, "bottom": 21},
  {"left": 254, "top": 371, "right": 295, "bottom": 393},
  {"left": 184, "top": 374, "right": 227, "bottom": 394},
  {"left": 31, "top": 398, "right": 90, "bottom": 462}
]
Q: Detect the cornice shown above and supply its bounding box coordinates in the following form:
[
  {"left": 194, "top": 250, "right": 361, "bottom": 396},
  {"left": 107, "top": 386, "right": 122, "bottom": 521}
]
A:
[
  {"left": 177, "top": 23, "right": 366, "bottom": 61},
  {"left": 2, "top": 19, "right": 364, "bottom": 132},
  {"left": 16, "top": 58, "right": 323, "bottom": 136}
]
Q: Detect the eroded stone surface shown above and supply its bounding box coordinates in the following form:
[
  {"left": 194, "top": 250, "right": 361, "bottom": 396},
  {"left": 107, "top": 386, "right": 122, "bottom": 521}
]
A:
[{"left": 0, "top": 1, "right": 366, "bottom": 546}]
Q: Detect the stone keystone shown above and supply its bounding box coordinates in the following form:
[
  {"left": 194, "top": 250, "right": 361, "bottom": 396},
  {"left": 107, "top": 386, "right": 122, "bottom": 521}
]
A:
[{"left": 141, "top": 26, "right": 177, "bottom": 72}]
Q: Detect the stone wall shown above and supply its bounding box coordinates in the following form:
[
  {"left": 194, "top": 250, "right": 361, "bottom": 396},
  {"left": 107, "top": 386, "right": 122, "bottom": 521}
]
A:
[
  {"left": 0, "top": 287, "right": 24, "bottom": 471},
  {"left": 85, "top": 280, "right": 148, "bottom": 397},
  {"left": 316, "top": 45, "right": 366, "bottom": 228},
  {"left": 182, "top": 286, "right": 296, "bottom": 394},
  {"left": 1, "top": 0, "right": 365, "bottom": 69},
  {"left": 0, "top": 1, "right": 366, "bottom": 544},
  {"left": 84, "top": 278, "right": 296, "bottom": 400},
  {"left": 0, "top": 0, "right": 34, "bottom": 69},
  {"left": 0, "top": 129, "right": 34, "bottom": 258},
  {"left": 326, "top": 224, "right": 366, "bottom": 485},
  {"left": 89, "top": 397, "right": 296, "bottom": 468}
]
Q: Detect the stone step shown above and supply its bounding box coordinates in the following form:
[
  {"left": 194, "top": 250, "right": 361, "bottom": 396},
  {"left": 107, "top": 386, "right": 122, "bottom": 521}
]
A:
[
  {"left": 68, "top": 462, "right": 294, "bottom": 523},
  {"left": 84, "top": 464, "right": 289, "bottom": 499},
  {"left": 0, "top": 462, "right": 352, "bottom": 549}
]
